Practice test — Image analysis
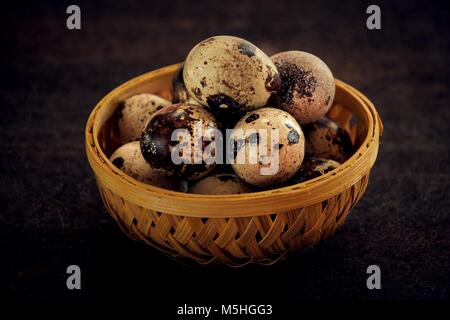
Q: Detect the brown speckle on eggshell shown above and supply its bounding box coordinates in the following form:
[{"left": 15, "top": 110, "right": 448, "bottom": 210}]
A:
[
  {"left": 271, "top": 51, "right": 335, "bottom": 124},
  {"left": 183, "top": 36, "right": 280, "bottom": 127},
  {"left": 189, "top": 173, "right": 253, "bottom": 194},
  {"left": 171, "top": 63, "right": 202, "bottom": 105},
  {"left": 290, "top": 157, "right": 341, "bottom": 184},
  {"left": 118, "top": 94, "right": 171, "bottom": 143},
  {"left": 140, "top": 103, "right": 219, "bottom": 180},
  {"left": 231, "top": 107, "right": 305, "bottom": 187},
  {"left": 109, "top": 141, "right": 185, "bottom": 191},
  {"left": 304, "top": 117, "right": 353, "bottom": 163}
]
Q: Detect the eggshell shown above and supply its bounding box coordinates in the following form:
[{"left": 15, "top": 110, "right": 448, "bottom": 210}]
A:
[
  {"left": 304, "top": 117, "right": 353, "bottom": 163},
  {"left": 171, "top": 63, "right": 202, "bottom": 105},
  {"left": 183, "top": 36, "right": 280, "bottom": 127},
  {"left": 140, "top": 103, "right": 219, "bottom": 180},
  {"left": 189, "top": 173, "right": 253, "bottom": 195},
  {"left": 290, "top": 157, "right": 340, "bottom": 184},
  {"left": 109, "top": 141, "right": 186, "bottom": 191},
  {"left": 231, "top": 107, "right": 305, "bottom": 187},
  {"left": 118, "top": 94, "right": 171, "bottom": 143},
  {"left": 271, "top": 51, "right": 335, "bottom": 124}
]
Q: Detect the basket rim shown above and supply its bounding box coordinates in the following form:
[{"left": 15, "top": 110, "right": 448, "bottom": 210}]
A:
[{"left": 85, "top": 63, "right": 383, "bottom": 217}]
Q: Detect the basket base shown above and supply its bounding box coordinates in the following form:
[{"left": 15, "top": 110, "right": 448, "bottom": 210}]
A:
[{"left": 97, "top": 173, "right": 369, "bottom": 267}]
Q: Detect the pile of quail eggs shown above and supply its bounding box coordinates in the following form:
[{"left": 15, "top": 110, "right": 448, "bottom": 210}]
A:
[{"left": 109, "top": 35, "right": 353, "bottom": 195}]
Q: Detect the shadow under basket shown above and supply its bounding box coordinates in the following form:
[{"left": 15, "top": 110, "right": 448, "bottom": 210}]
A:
[{"left": 86, "top": 63, "right": 384, "bottom": 267}]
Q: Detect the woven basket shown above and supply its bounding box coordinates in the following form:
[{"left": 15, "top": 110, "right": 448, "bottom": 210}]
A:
[{"left": 85, "top": 63, "right": 383, "bottom": 267}]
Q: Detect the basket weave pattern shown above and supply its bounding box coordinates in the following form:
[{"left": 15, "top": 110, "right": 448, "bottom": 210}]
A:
[
  {"left": 98, "top": 174, "right": 369, "bottom": 266},
  {"left": 86, "top": 64, "right": 383, "bottom": 267}
]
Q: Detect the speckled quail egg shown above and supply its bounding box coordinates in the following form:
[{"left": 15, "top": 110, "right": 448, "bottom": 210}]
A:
[
  {"left": 183, "top": 36, "right": 280, "bottom": 127},
  {"left": 140, "top": 103, "right": 219, "bottom": 180},
  {"left": 230, "top": 107, "right": 305, "bottom": 187},
  {"left": 189, "top": 173, "right": 253, "bottom": 195},
  {"left": 172, "top": 63, "right": 202, "bottom": 105},
  {"left": 118, "top": 93, "right": 171, "bottom": 143},
  {"left": 109, "top": 141, "right": 186, "bottom": 191},
  {"left": 271, "top": 51, "right": 335, "bottom": 124},
  {"left": 290, "top": 157, "right": 341, "bottom": 184},
  {"left": 304, "top": 117, "right": 353, "bottom": 163}
]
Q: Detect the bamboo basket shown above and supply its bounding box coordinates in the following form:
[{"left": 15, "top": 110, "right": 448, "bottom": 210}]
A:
[{"left": 85, "top": 63, "right": 383, "bottom": 267}]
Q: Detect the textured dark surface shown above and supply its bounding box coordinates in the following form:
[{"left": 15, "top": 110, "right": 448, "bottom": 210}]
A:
[{"left": 1, "top": 0, "right": 449, "bottom": 310}]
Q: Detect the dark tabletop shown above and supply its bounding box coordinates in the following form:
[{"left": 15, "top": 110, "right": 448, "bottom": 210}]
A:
[{"left": 1, "top": 0, "right": 449, "bottom": 310}]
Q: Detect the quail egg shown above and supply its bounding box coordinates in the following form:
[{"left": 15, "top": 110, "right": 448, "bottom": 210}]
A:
[
  {"left": 271, "top": 51, "right": 335, "bottom": 124},
  {"left": 230, "top": 107, "right": 305, "bottom": 187},
  {"left": 183, "top": 36, "right": 280, "bottom": 126},
  {"left": 304, "top": 117, "right": 353, "bottom": 163},
  {"left": 189, "top": 173, "right": 253, "bottom": 195},
  {"left": 172, "top": 63, "right": 202, "bottom": 105},
  {"left": 118, "top": 93, "right": 171, "bottom": 143},
  {"left": 290, "top": 157, "right": 341, "bottom": 184},
  {"left": 109, "top": 141, "right": 186, "bottom": 191},
  {"left": 140, "top": 103, "right": 219, "bottom": 180}
]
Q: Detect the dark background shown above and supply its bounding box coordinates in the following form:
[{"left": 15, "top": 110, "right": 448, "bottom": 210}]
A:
[{"left": 1, "top": 0, "right": 449, "bottom": 311}]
